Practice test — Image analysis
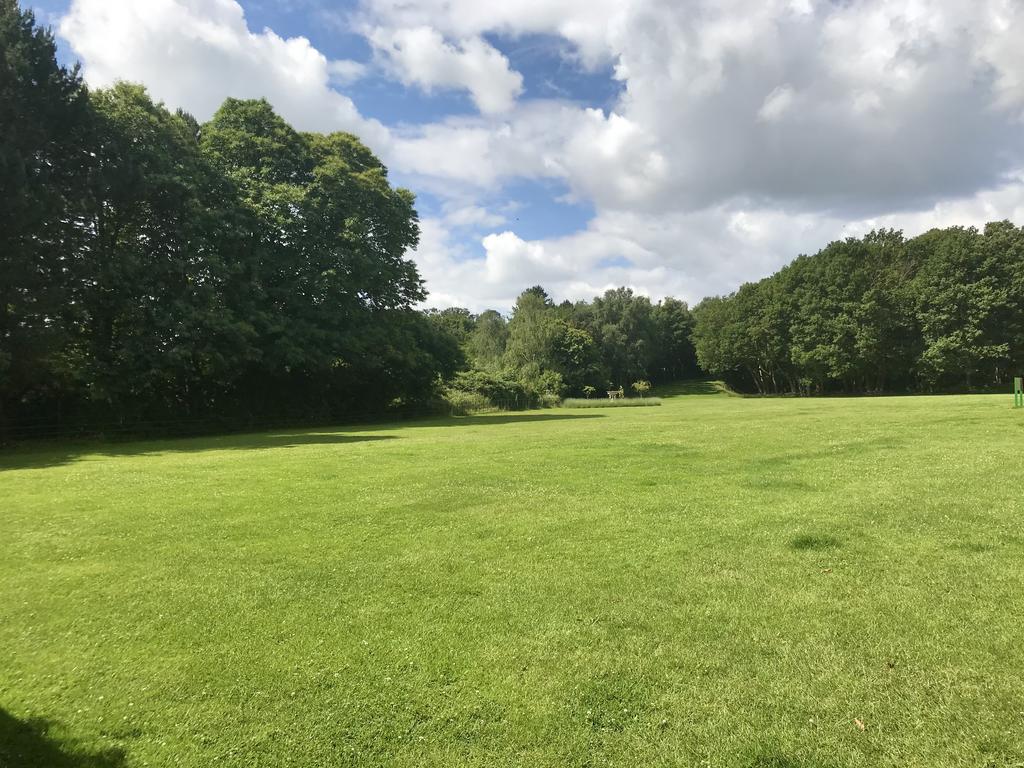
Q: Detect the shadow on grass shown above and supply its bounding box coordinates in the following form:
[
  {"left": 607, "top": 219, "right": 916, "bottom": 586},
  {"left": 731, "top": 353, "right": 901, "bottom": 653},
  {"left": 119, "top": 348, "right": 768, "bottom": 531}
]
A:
[
  {"left": 0, "top": 432, "right": 398, "bottom": 472},
  {"left": 790, "top": 534, "right": 842, "bottom": 551},
  {"left": 0, "top": 709, "right": 125, "bottom": 768},
  {"left": 347, "top": 412, "right": 606, "bottom": 431},
  {"left": 745, "top": 753, "right": 844, "bottom": 768},
  {"left": 0, "top": 412, "right": 605, "bottom": 472},
  {"left": 655, "top": 380, "right": 732, "bottom": 397}
]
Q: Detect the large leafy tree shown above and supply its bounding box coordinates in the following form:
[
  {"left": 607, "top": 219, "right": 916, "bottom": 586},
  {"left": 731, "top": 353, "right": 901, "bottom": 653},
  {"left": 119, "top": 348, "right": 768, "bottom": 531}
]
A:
[
  {"left": 694, "top": 224, "right": 1024, "bottom": 395},
  {"left": 981, "top": 221, "right": 1024, "bottom": 381},
  {"left": 551, "top": 321, "right": 601, "bottom": 393},
  {"left": 504, "top": 286, "right": 560, "bottom": 374},
  {"left": 200, "top": 98, "right": 425, "bottom": 417},
  {"left": 585, "top": 288, "right": 658, "bottom": 386},
  {"left": 1, "top": 2, "right": 445, "bottom": 435},
  {"left": 72, "top": 84, "right": 255, "bottom": 422},
  {"left": 424, "top": 307, "right": 476, "bottom": 350},
  {"left": 466, "top": 309, "right": 508, "bottom": 370},
  {"left": 0, "top": 0, "right": 91, "bottom": 428},
  {"left": 909, "top": 226, "right": 1010, "bottom": 389},
  {"left": 651, "top": 297, "right": 698, "bottom": 383},
  {"left": 692, "top": 295, "right": 743, "bottom": 382}
]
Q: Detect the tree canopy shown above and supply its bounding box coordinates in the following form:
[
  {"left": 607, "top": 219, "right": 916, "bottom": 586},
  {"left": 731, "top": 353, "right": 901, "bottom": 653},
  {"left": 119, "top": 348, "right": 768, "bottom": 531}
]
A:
[
  {"left": 692, "top": 224, "right": 1024, "bottom": 394},
  {"left": 0, "top": 3, "right": 446, "bottom": 437},
  {"left": 433, "top": 287, "right": 700, "bottom": 406}
]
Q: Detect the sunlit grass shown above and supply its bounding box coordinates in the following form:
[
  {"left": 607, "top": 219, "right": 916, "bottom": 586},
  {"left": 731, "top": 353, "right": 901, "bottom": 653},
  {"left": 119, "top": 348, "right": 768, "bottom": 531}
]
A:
[{"left": 2, "top": 389, "right": 1023, "bottom": 766}]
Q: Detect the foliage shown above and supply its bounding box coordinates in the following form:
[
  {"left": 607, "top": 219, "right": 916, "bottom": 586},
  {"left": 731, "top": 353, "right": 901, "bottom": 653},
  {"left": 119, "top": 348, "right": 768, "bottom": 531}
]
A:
[
  {"left": 537, "top": 390, "right": 563, "bottom": 408},
  {"left": 445, "top": 369, "right": 534, "bottom": 410},
  {"left": 693, "top": 225, "right": 1024, "bottom": 394},
  {"left": 632, "top": 380, "right": 651, "bottom": 398},
  {"left": 424, "top": 307, "right": 476, "bottom": 348},
  {"left": 0, "top": 6, "right": 456, "bottom": 437},
  {"left": 440, "top": 286, "right": 700, "bottom": 403},
  {"left": 0, "top": 0, "right": 92, "bottom": 431},
  {"left": 442, "top": 389, "right": 494, "bottom": 415},
  {"left": 504, "top": 287, "right": 553, "bottom": 364},
  {"left": 465, "top": 309, "right": 508, "bottom": 370},
  {"left": 531, "top": 369, "right": 565, "bottom": 398}
]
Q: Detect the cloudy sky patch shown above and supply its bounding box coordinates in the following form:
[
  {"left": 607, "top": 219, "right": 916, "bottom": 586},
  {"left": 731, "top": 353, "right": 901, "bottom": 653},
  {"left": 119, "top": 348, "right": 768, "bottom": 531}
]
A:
[{"left": 35, "top": 0, "right": 1024, "bottom": 310}]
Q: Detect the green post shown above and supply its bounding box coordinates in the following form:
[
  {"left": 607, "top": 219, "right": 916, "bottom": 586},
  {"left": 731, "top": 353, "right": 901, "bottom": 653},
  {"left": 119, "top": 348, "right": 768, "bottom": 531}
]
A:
[{"left": 1016, "top": 377, "right": 1023, "bottom": 408}]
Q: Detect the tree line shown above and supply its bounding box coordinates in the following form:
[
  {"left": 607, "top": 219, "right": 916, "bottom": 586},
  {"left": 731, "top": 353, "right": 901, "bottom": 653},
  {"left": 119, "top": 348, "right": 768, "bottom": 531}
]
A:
[
  {"left": 692, "top": 225, "right": 1024, "bottom": 394},
  {"left": 426, "top": 287, "right": 699, "bottom": 409},
  {"left": 1, "top": 1, "right": 462, "bottom": 437},
  {"left": 3, "top": 1, "right": 695, "bottom": 437},
  {"left": 4, "top": 2, "right": 1022, "bottom": 439},
  {"left": 435, "top": 222, "right": 1024, "bottom": 405}
]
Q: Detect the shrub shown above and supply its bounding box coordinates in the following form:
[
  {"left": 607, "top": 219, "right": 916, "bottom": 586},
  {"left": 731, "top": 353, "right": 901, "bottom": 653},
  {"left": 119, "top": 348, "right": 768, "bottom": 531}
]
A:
[
  {"left": 448, "top": 370, "right": 532, "bottom": 408},
  {"left": 445, "top": 368, "right": 568, "bottom": 411},
  {"left": 516, "top": 367, "right": 565, "bottom": 401},
  {"left": 535, "top": 370, "right": 566, "bottom": 398},
  {"left": 443, "top": 389, "right": 495, "bottom": 415},
  {"left": 538, "top": 391, "right": 563, "bottom": 408}
]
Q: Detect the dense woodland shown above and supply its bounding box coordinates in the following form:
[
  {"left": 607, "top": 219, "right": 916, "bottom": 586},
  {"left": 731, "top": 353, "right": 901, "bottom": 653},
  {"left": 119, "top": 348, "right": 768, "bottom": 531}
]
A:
[
  {"left": 2, "top": 2, "right": 1022, "bottom": 439},
  {"left": 431, "top": 220, "right": 1024, "bottom": 405},
  {"left": 0, "top": 2, "right": 700, "bottom": 437},
  {"left": 692, "top": 226, "right": 1024, "bottom": 395},
  {"left": 1, "top": 2, "right": 461, "bottom": 437},
  {"left": 427, "top": 288, "right": 699, "bottom": 411}
]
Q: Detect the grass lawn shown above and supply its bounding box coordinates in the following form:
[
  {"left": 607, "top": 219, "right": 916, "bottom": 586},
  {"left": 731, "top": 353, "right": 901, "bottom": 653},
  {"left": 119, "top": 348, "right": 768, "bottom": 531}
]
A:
[{"left": 2, "top": 389, "right": 1023, "bottom": 767}]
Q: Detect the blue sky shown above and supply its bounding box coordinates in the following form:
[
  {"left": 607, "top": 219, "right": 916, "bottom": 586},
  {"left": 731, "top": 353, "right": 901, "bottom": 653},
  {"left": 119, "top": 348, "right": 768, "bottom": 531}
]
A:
[
  {"left": 232, "top": 5, "right": 615, "bottom": 246},
  {"left": 38, "top": 0, "right": 1024, "bottom": 311}
]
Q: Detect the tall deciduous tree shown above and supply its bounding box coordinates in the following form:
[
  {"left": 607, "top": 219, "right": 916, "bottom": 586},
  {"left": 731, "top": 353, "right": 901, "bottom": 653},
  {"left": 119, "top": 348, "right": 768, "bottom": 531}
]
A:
[
  {"left": 466, "top": 309, "right": 508, "bottom": 370},
  {"left": 0, "top": 0, "right": 91, "bottom": 428},
  {"left": 0, "top": 4, "right": 448, "bottom": 435},
  {"left": 74, "top": 84, "right": 254, "bottom": 421},
  {"left": 504, "top": 286, "right": 560, "bottom": 374},
  {"left": 694, "top": 224, "right": 1024, "bottom": 395},
  {"left": 651, "top": 297, "right": 698, "bottom": 382},
  {"left": 199, "top": 98, "right": 426, "bottom": 418}
]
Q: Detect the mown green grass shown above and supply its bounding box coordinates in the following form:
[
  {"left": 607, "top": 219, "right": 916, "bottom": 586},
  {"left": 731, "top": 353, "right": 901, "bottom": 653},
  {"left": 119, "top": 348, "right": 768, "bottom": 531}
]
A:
[{"left": 2, "top": 391, "right": 1023, "bottom": 767}]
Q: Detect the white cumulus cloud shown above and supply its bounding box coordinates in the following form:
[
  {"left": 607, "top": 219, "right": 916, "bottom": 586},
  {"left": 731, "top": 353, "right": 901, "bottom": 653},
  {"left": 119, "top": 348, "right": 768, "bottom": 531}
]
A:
[
  {"left": 56, "top": 0, "right": 1024, "bottom": 310},
  {"left": 59, "top": 0, "right": 389, "bottom": 147},
  {"left": 366, "top": 26, "right": 523, "bottom": 114}
]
